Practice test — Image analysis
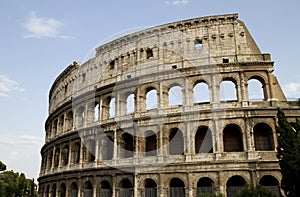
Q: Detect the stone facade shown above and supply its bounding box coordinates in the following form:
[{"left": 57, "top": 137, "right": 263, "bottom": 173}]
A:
[{"left": 38, "top": 13, "right": 300, "bottom": 197}]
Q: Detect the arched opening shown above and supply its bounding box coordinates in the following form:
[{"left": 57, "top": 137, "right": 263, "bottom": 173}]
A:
[
  {"left": 99, "top": 180, "right": 112, "bottom": 197},
  {"left": 61, "top": 145, "right": 69, "bottom": 166},
  {"left": 83, "top": 181, "right": 93, "bottom": 197},
  {"left": 59, "top": 183, "right": 66, "bottom": 197},
  {"left": 86, "top": 140, "right": 96, "bottom": 162},
  {"left": 223, "top": 124, "right": 243, "bottom": 152},
  {"left": 144, "top": 179, "right": 157, "bottom": 197},
  {"left": 146, "top": 89, "right": 158, "bottom": 110},
  {"left": 94, "top": 103, "right": 99, "bottom": 122},
  {"left": 77, "top": 106, "right": 85, "bottom": 127},
  {"left": 119, "top": 179, "right": 133, "bottom": 197},
  {"left": 58, "top": 115, "right": 64, "bottom": 134},
  {"left": 51, "top": 184, "right": 57, "bottom": 197},
  {"left": 169, "top": 128, "right": 184, "bottom": 155},
  {"left": 220, "top": 80, "right": 237, "bottom": 101},
  {"left": 195, "top": 126, "right": 213, "bottom": 153},
  {"left": 45, "top": 185, "right": 50, "bottom": 197},
  {"left": 248, "top": 78, "right": 265, "bottom": 101},
  {"left": 126, "top": 93, "right": 135, "bottom": 114},
  {"left": 254, "top": 123, "right": 274, "bottom": 151},
  {"left": 47, "top": 150, "right": 53, "bottom": 170},
  {"left": 66, "top": 111, "right": 73, "bottom": 131},
  {"left": 146, "top": 48, "right": 154, "bottom": 59},
  {"left": 70, "top": 182, "right": 78, "bottom": 197},
  {"left": 197, "top": 177, "right": 215, "bottom": 196},
  {"left": 54, "top": 148, "right": 60, "bottom": 167},
  {"left": 168, "top": 85, "right": 183, "bottom": 106},
  {"left": 102, "top": 136, "right": 114, "bottom": 160},
  {"left": 169, "top": 178, "right": 185, "bottom": 197},
  {"left": 71, "top": 142, "right": 80, "bottom": 164},
  {"left": 52, "top": 119, "right": 58, "bottom": 137},
  {"left": 109, "top": 97, "right": 116, "bottom": 118},
  {"left": 226, "top": 176, "right": 246, "bottom": 197},
  {"left": 193, "top": 82, "right": 210, "bottom": 104},
  {"left": 121, "top": 133, "right": 134, "bottom": 158},
  {"left": 259, "top": 175, "right": 280, "bottom": 197},
  {"left": 145, "top": 131, "right": 157, "bottom": 157}
]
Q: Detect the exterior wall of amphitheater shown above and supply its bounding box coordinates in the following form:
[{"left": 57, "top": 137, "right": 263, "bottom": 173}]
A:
[{"left": 38, "top": 13, "right": 300, "bottom": 197}]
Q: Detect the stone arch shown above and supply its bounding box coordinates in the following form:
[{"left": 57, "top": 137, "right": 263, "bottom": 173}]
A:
[
  {"left": 226, "top": 175, "right": 247, "bottom": 197},
  {"left": 52, "top": 119, "right": 58, "bottom": 137},
  {"left": 54, "top": 147, "right": 60, "bottom": 167},
  {"left": 253, "top": 123, "right": 275, "bottom": 151},
  {"left": 93, "top": 102, "right": 100, "bottom": 122},
  {"left": 59, "top": 183, "right": 66, "bottom": 197},
  {"left": 109, "top": 97, "right": 116, "bottom": 118},
  {"left": 51, "top": 183, "right": 57, "bottom": 197},
  {"left": 247, "top": 76, "right": 266, "bottom": 101},
  {"left": 196, "top": 177, "right": 215, "bottom": 196},
  {"left": 220, "top": 78, "right": 238, "bottom": 101},
  {"left": 195, "top": 126, "right": 213, "bottom": 153},
  {"left": 146, "top": 88, "right": 158, "bottom": 110},
  {"left": 143, "top": 178, "right": 157, "bottom": 197},
  {"left": 70, "top": 182, "right": 78, "bottom": 197},
  {"left": 99, "top": 180, "right": 112, "bottom": 197},
  {"left": 86, "top": 139, "right": 96, "bottom": 162},
  {"left": 118, "top": 178, "right": 133, "bottom": 197},
  {"left": 145, "top": 130, "right": 157, "bottom": 157},
  {"left": 120, "top": 132, "right": 134, "bottom": 158},
  {"left": 61, "top": 145, "right": 69, "bottom": 166},
  {"left": 168, "top": 84, "right": 183, "bottom": 106},
  {"left": 223, "top": 124, "right": 243, "bottom": 152},
  {"left": 193, "top": 81, "right": 210, "bottom": 104},
  {"left": 101, "top": 134, "right": 114, "bottom": 160},
  {"left": 71, "top": 142, "right": 80, "bottom": 164},
  {"left": 76, "top": 105, "right": 85, "bottom": 127},
  {"left": 169, "top": 128, "right": 184, "bottom": 155},
  {"left": 45, "top": 184, "right": 50, "bottom": 197},
  {"left": 82, "top": 181, "right": 93, "bottom": 197},
  {"left": 66, "top": 110, "right": 73, "bottom": 131},
  {"left": 169, "top": 178, "right": 185, "bottom": 197},
  {"left": 259, "top": 175, "right": 280, "bottom": 197},
  {"left": 126, "top": 93, "right": 135, "bottom": 114}
]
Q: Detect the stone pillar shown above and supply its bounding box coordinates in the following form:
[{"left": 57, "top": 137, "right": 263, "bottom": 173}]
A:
[
  {"left": 113, "top": 129, "right": 118, "bottom": 160},
  {"left": 68, "top": 141, "right": 72, "bottom": 170},
  {"left": 267, "top": 68, "right": 274, "bottom": 100},
  {"left": 95, "top": 137, "right": 100, "bottom": 163}
]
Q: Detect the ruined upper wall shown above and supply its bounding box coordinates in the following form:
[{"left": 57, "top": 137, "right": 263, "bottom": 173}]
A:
[{"left": 48, "top": 13, "right": 274, "bottom": 114}]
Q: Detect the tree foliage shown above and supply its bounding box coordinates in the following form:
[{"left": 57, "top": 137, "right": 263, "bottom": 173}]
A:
[
  {"left": 236, "top": 185, "right": 276, "bottom": 197},
  {"left": 0, "top": 170, "right": 37, "bottom": 197},
  {"left": 276, "top": 108, "right": 300, "bottom": 197},
  {"left": 0, "top": 161, "right": 6, "bottom": 172}
]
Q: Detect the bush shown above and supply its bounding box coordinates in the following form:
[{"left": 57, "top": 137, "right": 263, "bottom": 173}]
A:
[{"left": 236, "top": 185, "right": 276, "bottom": 197}]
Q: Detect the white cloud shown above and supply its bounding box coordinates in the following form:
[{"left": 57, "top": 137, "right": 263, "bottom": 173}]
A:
[
  {"left": 0, "top": 75, "right": 25, "bottom": 97},
  {"left": 283, "top": 82, "right": 300, "bottom": 99},
  {"left": 166, "top": 0, "right": 189, "bottom": 6},
  {"left": 0, "top": 134, "right": 43, "bottom": 179},
  {"left": 23, "top": 11, "right": 71, "bottom": 39}
]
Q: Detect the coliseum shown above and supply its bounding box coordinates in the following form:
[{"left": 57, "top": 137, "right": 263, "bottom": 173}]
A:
[{"left": 38, "top": 13, "right": 300, "bottom": 197}]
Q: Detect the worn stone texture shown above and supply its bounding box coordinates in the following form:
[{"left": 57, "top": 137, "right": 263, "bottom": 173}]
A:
[{"left": 39, "top": 13, "right": 299, "bottom": 197}]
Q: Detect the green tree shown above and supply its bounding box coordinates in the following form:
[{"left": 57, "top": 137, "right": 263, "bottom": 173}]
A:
[
  {"left": 0, "top": 161, "right": 6, "bottom": 172},
  {"left": 276, "top": 108, "right": 300, "bottom": 197},
  {"left": 236, "top": 185, "right": 276, "bottom": 197},
  {"left": 0, "top": 170, "right": 38, "bottom": 197}
]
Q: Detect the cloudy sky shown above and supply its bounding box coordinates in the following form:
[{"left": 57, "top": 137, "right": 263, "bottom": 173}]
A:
[{"left": 1, "top": 0, "right": 300, "bottom": 180}]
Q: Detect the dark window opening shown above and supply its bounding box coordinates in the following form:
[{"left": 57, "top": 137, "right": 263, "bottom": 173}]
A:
[
  {"left": 223, "top": 58, "right": 229, "bottom": 63},
  {"left": 109, "top": 60, "right": 115, "bottom": 69},
  {"left": 195, "top": 39, "right": 203, "bottom": 51},
  {"left": 146, "top": 48, "right": 154, "bottom": 59},
  {"left": 172, "top": 65, "right": 177, "bottom": 70}
]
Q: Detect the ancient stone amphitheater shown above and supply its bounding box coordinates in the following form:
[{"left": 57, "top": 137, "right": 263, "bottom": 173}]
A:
[{"left": 38, "top": 13, "right": 300, "bottom": 197}]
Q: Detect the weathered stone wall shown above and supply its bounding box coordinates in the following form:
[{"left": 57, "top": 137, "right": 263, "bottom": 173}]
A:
[{"left": 39, "top": 13, "right": 299, "bottom": 197}]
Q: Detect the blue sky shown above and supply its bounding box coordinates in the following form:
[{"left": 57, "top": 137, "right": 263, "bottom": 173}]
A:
[{"left": 1, "top": 0, "right": 300, "bottom": 180}]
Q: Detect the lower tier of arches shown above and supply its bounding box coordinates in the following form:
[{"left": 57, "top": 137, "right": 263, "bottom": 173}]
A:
[{"left": 38, "top": 164, "right": 282, "bottom": 197}]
